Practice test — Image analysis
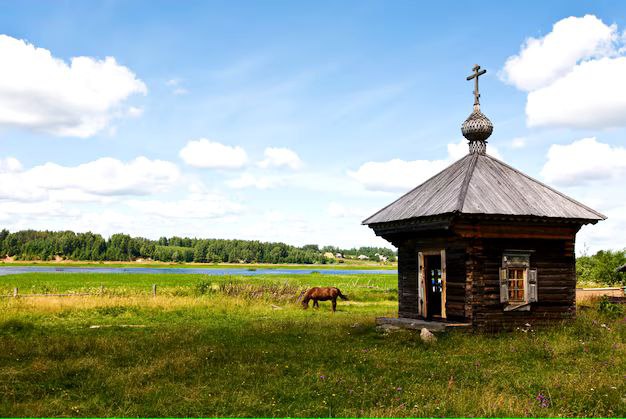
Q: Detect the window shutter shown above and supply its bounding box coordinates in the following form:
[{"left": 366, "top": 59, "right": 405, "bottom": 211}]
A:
[
  {"left": 499, "top": 268, "right": 509, "bottom": 303},
  {"left": 528, "top": 268, "right": 538, "bottom": 303}
]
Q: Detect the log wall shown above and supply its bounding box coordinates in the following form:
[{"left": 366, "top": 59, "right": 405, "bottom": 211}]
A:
[{"left": 468, "top": 236, "right": 577, "bottom": 331}]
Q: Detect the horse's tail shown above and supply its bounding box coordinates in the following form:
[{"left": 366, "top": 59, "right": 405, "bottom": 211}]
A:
[{"left": 337, "top": 288, "right": 348, "bottom": 300}]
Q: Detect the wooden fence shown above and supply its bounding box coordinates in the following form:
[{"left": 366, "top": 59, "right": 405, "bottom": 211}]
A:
[{"left": 576, "top": 287, "right": 625, "bottom": 302}]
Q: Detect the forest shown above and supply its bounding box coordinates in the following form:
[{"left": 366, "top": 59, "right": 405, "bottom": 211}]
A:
[{"left": 0, "top": 229, "right": 396, "bottom": 265}]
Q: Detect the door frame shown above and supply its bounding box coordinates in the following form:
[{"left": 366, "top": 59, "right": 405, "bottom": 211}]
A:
[{"left": 418, "top": 249, "right": 447, "bottom": 319}]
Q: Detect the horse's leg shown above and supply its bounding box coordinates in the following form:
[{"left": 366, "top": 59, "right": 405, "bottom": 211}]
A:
[
  {"left": 313, "top": 299, "right": 319, "bottom": 309},
  {"left": 332, "top": 297, "right": 337, "bottom": 312}
]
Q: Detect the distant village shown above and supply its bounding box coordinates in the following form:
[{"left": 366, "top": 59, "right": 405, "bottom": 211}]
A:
[{"left": 323, "top": 251, "right": 395, "bottom": 263}]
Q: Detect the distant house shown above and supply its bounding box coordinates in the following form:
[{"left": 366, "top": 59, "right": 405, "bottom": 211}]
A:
[
  {"left": 335, "top": 253, "right": 344, "bottom": 259},
  {"left": 375, "top": 253, "right": 388, "bottom": 262},
  {"left": 363, "top": 65, "right": 605, "bottom": 331},
  {"left": 357, "top": 254, "right": 369, "bottom": 260}
]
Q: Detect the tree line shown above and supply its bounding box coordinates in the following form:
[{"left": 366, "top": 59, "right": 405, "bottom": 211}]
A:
[
  {"left": 0, "top": 229, "right": 397, "bottom": 264},
  {"left": 576, "top": 249, "right": 626, "bottom": 286}
]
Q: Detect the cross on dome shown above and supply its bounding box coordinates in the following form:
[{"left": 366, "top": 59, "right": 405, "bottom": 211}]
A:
[
  {"left": 466, "top": 64, "right": 487, "bottom": 110},
  {"left": 461, "top": 64, "right": 493, "bottom": 154}
]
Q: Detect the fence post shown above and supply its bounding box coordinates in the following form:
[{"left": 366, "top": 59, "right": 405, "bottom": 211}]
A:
[
  {"left": 152, "top": 284, "right": 157, "bottom": 297},
  {"left": 13, "top": 287, "right": 18, "bottom": 297}
]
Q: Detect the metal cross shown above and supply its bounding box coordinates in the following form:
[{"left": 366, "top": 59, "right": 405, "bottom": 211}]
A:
[{"left": 466, "top": 64, "right": 487, "bottom": 107}]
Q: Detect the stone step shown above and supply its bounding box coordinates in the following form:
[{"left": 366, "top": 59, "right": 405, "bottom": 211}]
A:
[{"left": 376, "top": 317, "right": 471, "bottom": 332}]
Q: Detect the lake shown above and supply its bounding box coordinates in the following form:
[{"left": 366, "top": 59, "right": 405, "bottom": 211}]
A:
[{"left": 0, "top": 266, "right": 397, "bottom": 276}]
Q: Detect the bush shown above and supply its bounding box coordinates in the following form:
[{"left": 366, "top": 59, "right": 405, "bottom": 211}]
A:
[
  {"left": 195, "top": 280, "right": 212, "bottom": 295},
  {"left": 598, "top": 296, "right": 625, "bottom": 318}
]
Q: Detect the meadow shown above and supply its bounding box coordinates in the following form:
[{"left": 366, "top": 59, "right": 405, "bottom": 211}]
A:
[{"left": 0, "top": 272, "right": 624, "bottom": 417}]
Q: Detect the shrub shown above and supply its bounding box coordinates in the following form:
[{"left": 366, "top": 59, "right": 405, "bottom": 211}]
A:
[
  {"left": 598, "top": 296, "right": 625, "bottom": 318},
  {"left": 195, "top": 280, "right": 212, "bottom": 295}
]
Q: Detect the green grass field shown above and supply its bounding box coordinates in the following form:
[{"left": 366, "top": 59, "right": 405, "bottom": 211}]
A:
[{"left": 0, "top": 272, "right": 624, "bottom": 417}]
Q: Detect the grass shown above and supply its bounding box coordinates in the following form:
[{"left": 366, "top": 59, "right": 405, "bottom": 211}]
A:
[{"left": 0, "top": 272, "right": 625, "bottom": 417}]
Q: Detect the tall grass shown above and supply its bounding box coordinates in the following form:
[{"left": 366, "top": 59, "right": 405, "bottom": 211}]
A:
[{"left": 0, "top": 273, "right": 624, "bottom": 417}]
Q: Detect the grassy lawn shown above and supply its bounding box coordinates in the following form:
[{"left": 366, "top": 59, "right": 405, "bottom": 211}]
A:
[{"left": 0, "top": 273, "right": 624, "bottom": 417}]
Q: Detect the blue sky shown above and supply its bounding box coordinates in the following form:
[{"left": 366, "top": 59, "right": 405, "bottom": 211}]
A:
[{"left": 0, "top": 1, "right": 625, "bottom": 253}]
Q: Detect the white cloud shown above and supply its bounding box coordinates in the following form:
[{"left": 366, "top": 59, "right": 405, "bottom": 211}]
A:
[
  {"left": 179, "top": 139, "right": 248, "bottom": 169},
  {"left": 501, "top": 15, "right": 626, "bottom": 129},
  {"left": 258, "top": 147, "right": 302, "bottom": 170},
  {"left": 128, "top": 193, "right": 243, "bottom": 219},
  {"left": 166, "top": 78, "right": 188, "bottom": 95},
  {"left": 348, "top": 139, "right": 501, "bottom": 192},
  {"left": 0, "top": 200, "right": 78, "bottom": 222},
  {"left": 540, "top": 137, "right": 626, "bottom": 186},
  {"left": 348, "top": 158, "right": 448, "bottom": 193},
  {"left": 501, "top": 15, "right": 616, "bottom": 91},
  {"left": 226, "top": 173, "right": 279, "bottom": 189},
  {"left": 127, "top": 106, "right": 144, "bottom": 118},
  {"left": 0, "top": 156, "right": 180, "bottom": 202},
  {"left": 526, "top": 57, "right": 626, "bottom": 128},
  {"left": 327, "top": 202, "right": 371, "bottom": 218},
  {"left": 0, "top": 34, "right": 146, "bottom": 137},
  {"left": 0, "top": 157, "right": 22, "bottom": 173},
  {"left": 539, "top": 137, "right": 626, "bottom": 253},
  {"left": 511, "top": 137, "right": 526, "bottom": 149}
]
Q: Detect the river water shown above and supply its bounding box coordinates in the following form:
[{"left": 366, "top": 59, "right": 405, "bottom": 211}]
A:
[{"left": 0, "top": 266, "right": 396, "bottom": 276}]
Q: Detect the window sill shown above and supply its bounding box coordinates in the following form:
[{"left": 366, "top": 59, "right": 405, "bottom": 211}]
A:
[{"left": 504, "top": 302, "right": 531, "bottom": 312}]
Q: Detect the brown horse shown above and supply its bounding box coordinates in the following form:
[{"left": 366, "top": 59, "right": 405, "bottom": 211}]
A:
[{"left": 301, "top": 287, "right": 348, "bottom": 312}]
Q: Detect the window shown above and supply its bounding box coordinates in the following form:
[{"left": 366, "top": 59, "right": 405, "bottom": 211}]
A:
[
  {"left": 507, "top": 267, "right": 526, "bottom": 302},
  {"left": 500, "top": 252, "right": 538, "bottom": 305}
]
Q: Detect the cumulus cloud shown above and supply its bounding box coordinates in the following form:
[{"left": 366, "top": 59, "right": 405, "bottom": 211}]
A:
[
  {"left": 0, "top": 157, "right": 22, "bottom": 173},
  {"left": 348, "top": 158, "right": 448, "bottom": 193},
  {"left": 348, "top": 139, "right": 501, "bottom": 192},
  {"left": 258, "top": 147, "right": 302, "bottom": 170},
  {"left": 0, "top": 156, "right": 180, "bottom": 202},
  {"left": 526, "top": 57, "right": 626, "bottom": 128},
  {"left": 538, "top": 137, "right": 626, "bottom": 253},
  {"left": 501, "top": 15, "right": 626, "bottom": 129},
  {"left": 0, "top": 34, "right": 146, "bottom": 137},
  {"left": 128, "top": 193, "right": 243, "bottom": 219},
  {"left": 540, "top": 137, "right": 626, "bottom": 186},
  {"left": 179, "top": 139, "right": 248, "bottom": 169},
  {"left": 501, "top": 15, "right": 616, "bottom": 91}
]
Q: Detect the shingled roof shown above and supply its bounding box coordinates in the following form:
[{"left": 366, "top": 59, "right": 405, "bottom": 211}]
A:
[{"left": 362, "top": 152, "right": 606, "bottom": 225}]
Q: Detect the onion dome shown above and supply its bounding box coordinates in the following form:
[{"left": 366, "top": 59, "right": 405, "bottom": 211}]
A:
[{"left": 461, "top": 107, "right": 493, "bottom": 154}]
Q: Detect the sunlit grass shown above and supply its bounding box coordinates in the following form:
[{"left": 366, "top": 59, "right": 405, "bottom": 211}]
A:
[{"left": 0, "top": 272, "right": 624, "bottom": 417}]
